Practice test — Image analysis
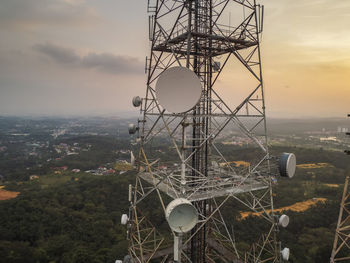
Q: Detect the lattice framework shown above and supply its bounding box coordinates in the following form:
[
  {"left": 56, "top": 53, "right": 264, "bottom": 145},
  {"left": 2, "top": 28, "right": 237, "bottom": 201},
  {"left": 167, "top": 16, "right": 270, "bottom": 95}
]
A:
[{"left": 128, "top": 1, "right": 281, "bottom": 262}]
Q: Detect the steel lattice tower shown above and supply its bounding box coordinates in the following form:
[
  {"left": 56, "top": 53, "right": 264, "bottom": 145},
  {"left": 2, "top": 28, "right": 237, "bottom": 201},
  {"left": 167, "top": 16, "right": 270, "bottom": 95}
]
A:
[
  {"left": 126, "top": 0, "right": 286, "bottom": 262},
  {"left": 330, "top": 176, "right": 350, "bottom": 262},
  {"left": 330, "top": 115, "right": 350, "bottom": 262}
]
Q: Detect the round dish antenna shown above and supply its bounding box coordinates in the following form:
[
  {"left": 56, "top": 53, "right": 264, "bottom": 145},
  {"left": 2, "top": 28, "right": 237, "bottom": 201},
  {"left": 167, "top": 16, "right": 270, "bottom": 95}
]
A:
[
  {"left": 128, "top": 124, "right": 138, "bottom": 135},
  {"left": 155, "top": 67, "right": 202, "bottom": 113},
  {"left": 132, "top": 96, "right": 142, "bottom": 107},
  {"left": 279, "top": 153, "right": 296, "bottom": 178},
  {"left": 278, "top": 214, "right": 290, "bottom": 228},
  {"left": 165, "top": 198, "right": 198, "bottom": 233}
]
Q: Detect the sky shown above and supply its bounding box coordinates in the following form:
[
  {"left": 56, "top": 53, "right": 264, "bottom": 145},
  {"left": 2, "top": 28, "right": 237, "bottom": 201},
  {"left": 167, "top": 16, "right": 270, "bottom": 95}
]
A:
[{"left": 0, "top": 0, "right": 349, "bottom": 118}]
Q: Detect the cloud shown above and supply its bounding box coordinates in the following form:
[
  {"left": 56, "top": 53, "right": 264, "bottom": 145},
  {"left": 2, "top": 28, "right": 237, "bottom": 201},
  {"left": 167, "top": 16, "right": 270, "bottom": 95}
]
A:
[
  {"left": 0, "top": 0, "right": 99, "bottom": 30},
  {"left": 82, "top": 53, "right": 143, "bottom": 74},
  {"left": 34, "top": 42, "right": 143, "bottom": 75},
  {"left": 34, "top": 43, "right": 80, "bottom": 64}
]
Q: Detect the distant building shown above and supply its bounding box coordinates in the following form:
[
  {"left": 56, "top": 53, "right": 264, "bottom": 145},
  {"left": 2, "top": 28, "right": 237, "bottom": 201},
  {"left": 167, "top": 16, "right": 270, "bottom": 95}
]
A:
[
  {"left": 53, "top": 166, "right": 68, "bottom": 171},
  {"left": 320, "top": 137, "right": 338, "bottom": 142},
  {"left": 67, "top": 152, "right": 78, "bottom": 155},
  {"left": 337, "top": 127, "right": 349, "bottom": 133}
]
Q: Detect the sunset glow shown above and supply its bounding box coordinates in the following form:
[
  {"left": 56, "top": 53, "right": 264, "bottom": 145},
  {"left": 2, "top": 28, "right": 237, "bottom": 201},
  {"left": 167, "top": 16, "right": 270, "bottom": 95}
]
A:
[{"left": 0, "top": 0, "right": 349, "bottom": 117}]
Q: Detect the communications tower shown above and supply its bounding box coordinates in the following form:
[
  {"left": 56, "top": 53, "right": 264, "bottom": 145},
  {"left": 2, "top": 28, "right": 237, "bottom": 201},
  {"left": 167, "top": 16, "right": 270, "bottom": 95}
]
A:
[
  {"left": 124, "top": 0, "right": 295, "bottom": 262},
  {"left": 330, "top": 114, "right": 350, "bottom": 262},
  {"left": 330, "top": 176, "right": 350, "bottom": 262}
]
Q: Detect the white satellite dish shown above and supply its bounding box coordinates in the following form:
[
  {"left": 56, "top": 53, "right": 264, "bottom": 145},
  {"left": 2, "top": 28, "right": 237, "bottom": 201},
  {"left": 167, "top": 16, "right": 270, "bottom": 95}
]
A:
[
  {"left": 155, "top": 67, "right": 202, "bottom": 113},
  {"left": 281, "top": 247, "right": 290, "bottom": 261},
  {"left": 165, "top": 198, "right": 198, "bottom": 233},
  {"left": 278, "top": 214, "right": 290, "bottom": 228},
  {"left": 279, "top": 153, "right": 296, "bottom": 178}
]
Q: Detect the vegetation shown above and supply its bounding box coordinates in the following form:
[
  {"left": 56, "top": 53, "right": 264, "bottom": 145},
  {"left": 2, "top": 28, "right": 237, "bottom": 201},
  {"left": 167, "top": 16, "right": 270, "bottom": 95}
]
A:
[
  {"left": 0, "top": 173, "right": 135, "bottom": 263},
  {"left": 0, "top": 152, "right": 348, "bottom": 262},
  {"left": 0, "top": 135, "right": 132, "bottom": 182},
  {"left": 0, "top": 116, "right": 349, "bottom": 262}
]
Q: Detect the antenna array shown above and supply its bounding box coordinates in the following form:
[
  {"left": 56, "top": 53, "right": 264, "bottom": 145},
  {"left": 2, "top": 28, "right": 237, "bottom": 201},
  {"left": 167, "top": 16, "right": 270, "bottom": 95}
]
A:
[{"left": 125, "top": 1, "right": 295, "bottom": 262}]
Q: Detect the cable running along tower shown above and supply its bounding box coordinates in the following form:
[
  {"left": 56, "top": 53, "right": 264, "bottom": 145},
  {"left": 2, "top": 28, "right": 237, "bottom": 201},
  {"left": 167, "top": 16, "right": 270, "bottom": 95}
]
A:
[{"left": 126, "top": 0, "right": 295, "bottom": 262}]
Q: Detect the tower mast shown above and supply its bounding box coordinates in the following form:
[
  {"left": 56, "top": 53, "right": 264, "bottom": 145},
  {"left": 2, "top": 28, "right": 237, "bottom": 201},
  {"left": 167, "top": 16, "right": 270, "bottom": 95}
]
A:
[{"left": 126, "top": 1, "right": 292, "bottom": 262}]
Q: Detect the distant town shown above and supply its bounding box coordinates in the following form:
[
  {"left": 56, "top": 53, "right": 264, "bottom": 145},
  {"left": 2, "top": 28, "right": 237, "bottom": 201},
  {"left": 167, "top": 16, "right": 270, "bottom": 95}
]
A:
[{"left": 0, "top": 116, "right": 349, "bottom": 183}]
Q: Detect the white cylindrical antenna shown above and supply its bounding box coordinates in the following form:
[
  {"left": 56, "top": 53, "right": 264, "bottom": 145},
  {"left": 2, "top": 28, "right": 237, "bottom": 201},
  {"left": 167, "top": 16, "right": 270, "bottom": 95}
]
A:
[
  {"left": 174, "top": 234, "right": 182, "bottom": 262},
  {"left": 128, "top": 184, "right": 133, "bottom": 203},
  {"left": 181, "top": 118, "right": 187, "bottom": 193},
  {"left": 130, "top": 151, "right": 135, "bottom": 166},
  {"left": 261, "top": 5, "right": 264, "bottom": 33},
  {"left": 121, "top": 214, "right": 128, "bottom": 225},
  {"left": 278, "top": 214, "right": 290, "bottom": 228},
  {"left": 206, "top": 203, "right": 210, "bottom": 212}
]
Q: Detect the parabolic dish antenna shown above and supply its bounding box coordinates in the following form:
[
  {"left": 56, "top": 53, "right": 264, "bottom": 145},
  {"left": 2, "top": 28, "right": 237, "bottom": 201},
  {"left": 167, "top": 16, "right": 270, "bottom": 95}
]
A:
[
  {"left": 279, "top": 153, "right": 296, "bottom": 178},
  {"left": 155, "top": 66, "right": 202, "bottom": 113},
  {"left": 278, "top": 214, "right": 290, "bottom": 228},
  {"left": 281, "top": 247, "right": 290, "bottom": 261},
  {"left": 165, "top": 198, "right": 198, "bottom": 233}
]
